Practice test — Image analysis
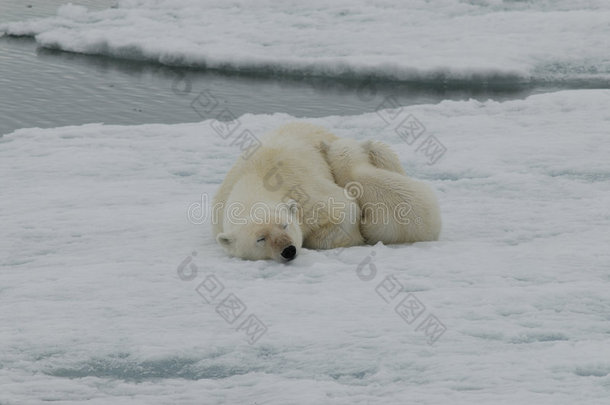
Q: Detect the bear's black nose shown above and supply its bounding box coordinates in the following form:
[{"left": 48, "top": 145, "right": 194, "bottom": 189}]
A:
[{"left": 281, "top": 245, "right": 296, "bottom": 261}]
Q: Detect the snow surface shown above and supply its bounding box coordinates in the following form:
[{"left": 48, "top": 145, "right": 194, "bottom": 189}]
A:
[
  {"left": 1, "top": 0, "right": 610, "bottom": 83},
  {"left": 2, "top": 89, "right": 610, "bottom": 404}
]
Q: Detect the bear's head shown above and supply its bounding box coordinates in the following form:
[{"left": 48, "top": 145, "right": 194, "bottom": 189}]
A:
[{"left": 216, "top": 199, "right": 303, "bottom": 263}]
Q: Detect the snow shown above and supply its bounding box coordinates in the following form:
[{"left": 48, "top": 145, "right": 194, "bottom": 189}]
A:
[
  {"left": 2, "top": 89, "right": 610, "bottom": 404},
  {"left": 2, "top": 0, "right": 610, "bottom": 83}
]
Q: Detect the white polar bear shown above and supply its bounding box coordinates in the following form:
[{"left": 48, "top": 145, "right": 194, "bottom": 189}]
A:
[
  {"left": 213, "top": 123, "right": 364, "bottom": 262},
  {"left": 321, "top": 138, "right": 441, "bottom": 244}
]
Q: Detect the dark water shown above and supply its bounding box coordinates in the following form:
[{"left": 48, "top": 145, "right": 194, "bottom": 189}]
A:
[{"left": 0, "top": 0, "right": 599, "bottom": 135}]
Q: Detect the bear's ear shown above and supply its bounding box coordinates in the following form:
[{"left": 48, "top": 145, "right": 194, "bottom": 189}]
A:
[
  {"left": 362, "top": 140, "right": 406, "bottom": 175},
  {"left": 217, "top": 233, "right": 235, "bottom": 249},
  {"left": 361, "top": 139, "right": 375, "bottom": 159},
  {"left": 286, "top": 199, "right": 298, "bottom": 215}
]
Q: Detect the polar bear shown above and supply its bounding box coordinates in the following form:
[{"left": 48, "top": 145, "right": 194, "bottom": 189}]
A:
[
  {"left": 213, "top": 123, "right": 363, "bottom": 262},
  {"left": 321, "top": 138, "right": 441, "bottom": 244}
]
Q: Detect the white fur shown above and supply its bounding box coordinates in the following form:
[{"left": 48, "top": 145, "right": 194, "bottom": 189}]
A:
[
  {"left": 322, "top": 137, "right": 441, "bottom": 244},
  {"left": 213, "top": 123, "right": 363, "bottom": 262}
]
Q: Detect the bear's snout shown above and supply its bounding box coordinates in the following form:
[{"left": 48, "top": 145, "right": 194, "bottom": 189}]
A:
[
  {"left": 269, "top": 229, "right": 298, "bottom": 262},
  {"left": 281, "top": 245, "right": 296, "bottom": 261}
]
